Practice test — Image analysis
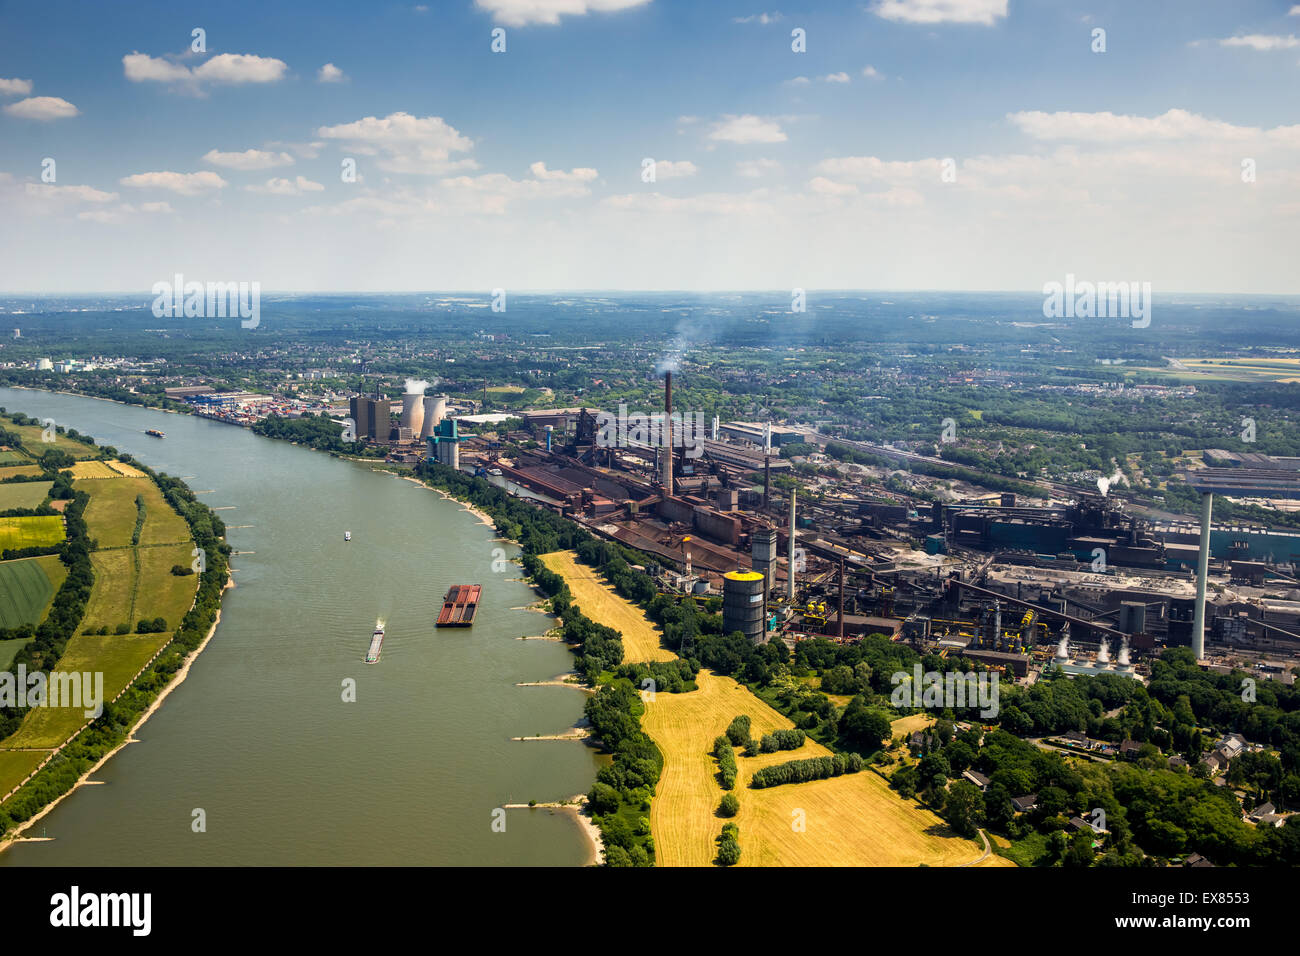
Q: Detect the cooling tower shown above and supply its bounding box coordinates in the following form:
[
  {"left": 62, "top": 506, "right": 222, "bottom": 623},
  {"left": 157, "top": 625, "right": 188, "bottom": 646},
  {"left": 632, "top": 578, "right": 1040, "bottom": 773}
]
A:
[
  {"left": 420, "top": 395, "right": 448, "bottom": 439},
  {"left": 401, "top": 391, "right": 425, "bottom": 437}
]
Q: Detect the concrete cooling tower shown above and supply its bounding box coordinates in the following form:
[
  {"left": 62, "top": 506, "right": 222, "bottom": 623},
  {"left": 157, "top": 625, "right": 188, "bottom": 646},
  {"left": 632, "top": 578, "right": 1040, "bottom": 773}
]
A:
[
  {"left": 401, "top": 391, "right": 425, "bottom": 436},
  {"left": 420, "top": 395, "right": 448, "bottom": 439}
]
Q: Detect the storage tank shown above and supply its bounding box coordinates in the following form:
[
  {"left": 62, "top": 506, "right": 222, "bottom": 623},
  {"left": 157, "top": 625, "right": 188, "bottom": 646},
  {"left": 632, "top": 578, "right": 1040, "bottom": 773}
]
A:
[
  {"left": 401, "top": 391, "right": 425, "bottom": 437},
  {"left": 420, "top": 394, "right": 448, "bottom": 439},
  {"left": 722, "top": 570, "right": 767, "bottom": 644}
]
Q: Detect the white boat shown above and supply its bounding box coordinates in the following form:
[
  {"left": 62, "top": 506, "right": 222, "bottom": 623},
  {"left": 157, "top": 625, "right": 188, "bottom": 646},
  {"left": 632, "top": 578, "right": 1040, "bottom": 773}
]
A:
[{"left": 344, "top": 531, "right": 352, "bottom": 541}]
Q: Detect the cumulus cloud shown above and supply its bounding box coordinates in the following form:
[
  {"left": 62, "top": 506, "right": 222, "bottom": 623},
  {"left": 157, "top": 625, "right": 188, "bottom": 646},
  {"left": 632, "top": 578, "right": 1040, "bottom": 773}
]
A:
[
  {"left": 823, "top": 72, "right": 851, "bottom": 83},
  {"left": 3, "top": 96, "right": 79, "bottom": 120},
  {"left": 203, "top": 148, "right": 295, "bottom": 170},
  {"left": 707, "top": 114, "right": 787, "bottom": 144},
  {"left": 118, "top": 170, "right": 228, "bottom": 195},
  {"left": 316, "top": 111, "right": 476, "bottom": 174},
  {"left": 123, "top": 51, "right": 288, "bottom": 92},
  {"left": 862, "top": 65, "right": 881, "bottom": 78},
  {"left": 0, "top": 77, "right": 33, "bottom": 96},
  {"left": 246, "top": 175, "right": 326, "bottom": 195},
  {"left": 318, "top": 63, "right": 347, "bottom": 83},
  {"left": 474, "top": 0, "right": 651, "bottom": 27},
  {"left": 871, "top": 0, "right": 1007, "bottom": 25}
]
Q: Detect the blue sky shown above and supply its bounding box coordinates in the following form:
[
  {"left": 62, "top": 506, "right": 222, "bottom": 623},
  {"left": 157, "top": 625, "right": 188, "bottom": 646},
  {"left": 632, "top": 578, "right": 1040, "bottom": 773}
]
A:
[{"left": 1, "top": 0, "right": 1297, "bottom": 292}]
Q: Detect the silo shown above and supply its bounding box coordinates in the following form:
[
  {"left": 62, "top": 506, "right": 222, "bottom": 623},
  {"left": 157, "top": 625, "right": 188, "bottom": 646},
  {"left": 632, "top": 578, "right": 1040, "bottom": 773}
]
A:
[
  {"left": 401, "top": 390, "right": 425, "bottom": 436},
  {"left": 722, "top": 570, "right": 767, "bottom": 644},
  {"left": 751, "top": 528, "right": 778, "bottom": 596},
  {"left": 420, "top": 394, "right": 448, "bottom": 439}
]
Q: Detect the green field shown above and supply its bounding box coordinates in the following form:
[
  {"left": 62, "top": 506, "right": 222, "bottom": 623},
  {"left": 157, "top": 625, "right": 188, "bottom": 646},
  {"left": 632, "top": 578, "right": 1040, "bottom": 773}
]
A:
[
  {"left": 1, "top": 423, "right": 99, "bottom": 459},
  {"left": 0, "top": 481, "right": 53, "bottom": 510},
  {"left": 0, "top": 555, "right": 67, "bottom": 629},
  {"left": 80, "top": 551, "right": 134, "bottom": 633},
  {"left": 0, "top": 451, "right": 29, "bottom": 465},
  {"left": 77, "top": 477, "right": 190, "bottom": 549},
  {"left": 0, "top": 751, "right": 49, "bottom": 799},
  {"left": 138, "top": 545, "right": 200, "bottom": 628},
  {"left": 0, "top": 633, "right": 173, "bottom": 749},
  {"left": 0, "top": 516, "right": 64, "bottom": 551},
  {"left": 0, "top": 637, "right": 30, "bottom": 671}
]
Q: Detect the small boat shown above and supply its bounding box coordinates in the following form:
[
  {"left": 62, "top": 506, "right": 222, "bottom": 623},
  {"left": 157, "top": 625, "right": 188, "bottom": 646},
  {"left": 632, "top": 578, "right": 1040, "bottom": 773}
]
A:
[
  {"left": 145, "top": 429, "right": 165, "bottom": 438},
  {"left": 365, "top": 625, "right": 384, "bottom": 664},
  {"left": 344, "top": 531, "right": 352, "bottom": 541}
]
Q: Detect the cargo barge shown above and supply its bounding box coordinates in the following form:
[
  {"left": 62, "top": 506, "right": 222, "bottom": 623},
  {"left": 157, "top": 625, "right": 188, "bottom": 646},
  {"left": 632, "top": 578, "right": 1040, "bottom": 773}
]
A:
[
  {"left": 436, "top": 584, "right": 481, "bottom": 627},
  {"left": 145, "top": 428, "right": 165, "bottom": 438},
  {"left": 364, "top": 624, "right": 384, "bottom": 663}
]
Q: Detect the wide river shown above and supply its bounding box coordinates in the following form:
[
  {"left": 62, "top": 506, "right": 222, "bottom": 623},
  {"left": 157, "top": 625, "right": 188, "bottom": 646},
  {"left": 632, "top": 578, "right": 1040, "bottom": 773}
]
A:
[{"left": 0, "top": 387, "right": 600, "bottom": 865}]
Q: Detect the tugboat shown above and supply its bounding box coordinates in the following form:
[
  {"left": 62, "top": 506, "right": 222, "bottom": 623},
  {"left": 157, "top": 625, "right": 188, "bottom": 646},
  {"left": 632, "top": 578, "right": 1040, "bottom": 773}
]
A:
[
  {"left": 344, "top": 531, "right": 352, "bottom": 541},
  {"left": 145, "top": 428, "right": 165, "bottom": 438},
  {"left": 364, "top": 623, "right": 384, "bottom": 664}
]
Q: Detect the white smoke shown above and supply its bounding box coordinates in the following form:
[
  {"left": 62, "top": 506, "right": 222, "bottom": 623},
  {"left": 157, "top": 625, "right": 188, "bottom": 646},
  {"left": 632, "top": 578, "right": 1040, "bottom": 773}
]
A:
[
  {"left": 1096, "top": 467, "right": 1129, "bottom": 497},
  {"left": 404, "top": 378, "right": 430, "bottom": 394}
]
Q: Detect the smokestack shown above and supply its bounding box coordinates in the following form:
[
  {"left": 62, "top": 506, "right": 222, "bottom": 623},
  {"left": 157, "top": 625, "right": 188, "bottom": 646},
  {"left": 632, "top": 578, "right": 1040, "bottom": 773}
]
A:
[
  {"left": 663, "top": 371, "right": 674, "bottom": 496},
  {"left": 788, "top": 489, "right": 797, "bottom": 600},
  {"left": 684, "top": 536, "right": 692, "bottom": 580},
  {"left": 765, "top": 423, "right": 772, "bottom": 454},
  {"left": 764, "top": 458, "right": 771, "bottom": 509},
  {"left": 838, "top": 557, "right": 845, "bottom": 638},
  {"left": 1192, "top": 491, "right": 1213, "bottom": 661},
  {"left": 711, "top": 415, "right": 719, "bottom": 441}
]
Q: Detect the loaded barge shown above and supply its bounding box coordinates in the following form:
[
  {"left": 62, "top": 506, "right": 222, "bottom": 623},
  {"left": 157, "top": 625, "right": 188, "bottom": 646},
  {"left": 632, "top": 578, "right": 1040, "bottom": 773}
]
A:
[
  {"left": 436, "top": 585, "right": 481, "bottom": 627},
  {"left": 364, "top": 624, "right": 384, "bottom": 663}
]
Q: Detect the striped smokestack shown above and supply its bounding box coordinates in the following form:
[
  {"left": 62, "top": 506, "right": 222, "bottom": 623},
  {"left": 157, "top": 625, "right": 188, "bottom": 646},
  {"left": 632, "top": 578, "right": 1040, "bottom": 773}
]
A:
[{"left": 663, "top": 370, "right": 674, "bottom": 496}]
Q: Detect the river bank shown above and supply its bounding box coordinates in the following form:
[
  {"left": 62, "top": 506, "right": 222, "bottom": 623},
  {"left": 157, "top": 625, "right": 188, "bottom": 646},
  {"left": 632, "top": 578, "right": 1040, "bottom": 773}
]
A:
[
  {"left": 503, "top": 795, "right": 604, "bottom": 866},
  {"left": 0, "top": 573, "right": 232, "bottom": 855}
]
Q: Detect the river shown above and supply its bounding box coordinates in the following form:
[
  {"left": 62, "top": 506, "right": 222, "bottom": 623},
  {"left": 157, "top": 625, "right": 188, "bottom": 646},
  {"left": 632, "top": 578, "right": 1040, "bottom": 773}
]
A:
[{"left": 0, "top": 387, "right": 600, "bottom": 865}]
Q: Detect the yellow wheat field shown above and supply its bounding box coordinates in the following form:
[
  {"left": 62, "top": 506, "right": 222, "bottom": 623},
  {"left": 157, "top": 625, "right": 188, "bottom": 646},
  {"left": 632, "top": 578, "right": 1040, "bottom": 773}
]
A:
[
  {"left": 540, "top": 550, "right": 676, "bottom": 663},
  {"left": 539, "top": 551, "right": 1009, "bottom": 867}
]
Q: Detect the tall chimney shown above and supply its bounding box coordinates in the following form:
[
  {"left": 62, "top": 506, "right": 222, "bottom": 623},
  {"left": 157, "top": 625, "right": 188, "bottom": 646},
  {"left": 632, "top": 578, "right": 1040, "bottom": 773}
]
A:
[
  {"left": 663, "top": 371, "right": 674, "bottom": 496},
  {"left": 787, "top": 489, "right": 797, "bottom": 600},
  {"left": 764, "top": 457, "right": 771, "bottom": 509}
]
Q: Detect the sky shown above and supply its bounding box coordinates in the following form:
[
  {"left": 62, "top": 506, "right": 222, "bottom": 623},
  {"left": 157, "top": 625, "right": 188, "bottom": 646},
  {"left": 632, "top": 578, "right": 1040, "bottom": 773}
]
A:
[{"left": 0, "top": 0, "right": 1297, "bottom": 294}]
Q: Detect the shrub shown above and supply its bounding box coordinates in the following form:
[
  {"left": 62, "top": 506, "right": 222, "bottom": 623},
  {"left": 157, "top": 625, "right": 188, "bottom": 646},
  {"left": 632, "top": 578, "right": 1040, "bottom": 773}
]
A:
[{"left": 718, "top": 793, "right": 739, "bottom": 817}]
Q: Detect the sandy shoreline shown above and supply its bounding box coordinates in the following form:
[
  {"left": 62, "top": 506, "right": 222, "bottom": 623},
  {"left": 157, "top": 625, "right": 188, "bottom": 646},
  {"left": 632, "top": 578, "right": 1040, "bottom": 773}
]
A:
[
  {"left": 503, "top": 795, "right": 604, "bottom": 866},
  {"left": 0, "top": 575, "right": 232, "bottom": 855}
]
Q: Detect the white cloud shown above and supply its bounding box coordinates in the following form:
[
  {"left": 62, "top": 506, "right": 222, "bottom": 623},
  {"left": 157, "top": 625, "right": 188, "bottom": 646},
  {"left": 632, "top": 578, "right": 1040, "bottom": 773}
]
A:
[
  {"left": 24, "top": 183, "right": 118, "bottom": 203},
  {"left": 529, "top": 161, "right": 599, "bottom": 181},
  {"left": 1007, "top": 108, "right": 1258, "bottom": 142},
  {"left": 140, "top": 201, "right": 174, "bottom": 213},
  {"left": 644, "top": 160, "right": 697, "bottom": 179},
  {"left": 814, "top": 156, "right": 946, "bottom": 183},
  {"left": 3, "top": 96, "right": 79, "bottom": 120},
  {"left": 736, "top": 158, "right": 781, "bottom": 178},
  {"left": 1291, "top": 5, "right": 1300, "bottom": 15},
  {"left": 787, "top": 76, "right": 811, "bottom": 86},
  {"left": 862, "top": 65, "right": 880, "bottom": 78},
  {"left": 823, "top": 72, "right": 851, "bottom": 83},
  {"left": 203, "top": 148, "right": 295, "bottom": 170},
  {"left": 123, "top": 51, "right": 288, "bottom": 91},
  {"left": 0, "top": 77, "right": 33, "bottom": 97},
  {"left": 316, "top": 111, "right": 475, "bottom": 174},
  {"left": 733, "top": 12, "right": 782, "bottom": 24},
  {"left": 194, "top": 53, "right": 289, "bottom": 84},
  {"left": 318, "top": 63, "right": 347, "bottom": 83},
  {"left": 1219, "top": 34, "right": 1300, "bottom": 51},
  {"left": 707, "top": 114, "right": 787, "bottom": 144},
  {"left": 247, "top": 176, "right": 326, "bottom": 195},
  {"left": 871, "top": 0, "right": 1007, "bottom": 25},
  {"left": 119, "top": 170, "right": 228, "bottom": 195},
  {"left": 474, "top": 0, "right": 651, "bottom": 27}
]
